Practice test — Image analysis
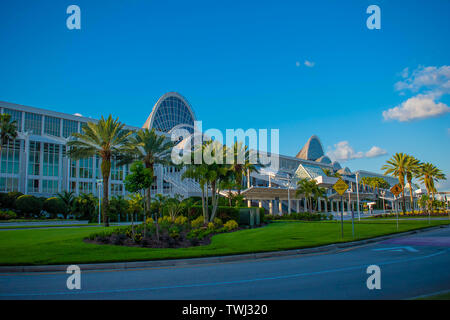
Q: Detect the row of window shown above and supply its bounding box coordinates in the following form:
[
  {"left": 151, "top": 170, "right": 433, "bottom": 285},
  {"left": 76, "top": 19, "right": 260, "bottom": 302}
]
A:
[{"left": 2, "top": 108, "right": 80, "bottom": 138}]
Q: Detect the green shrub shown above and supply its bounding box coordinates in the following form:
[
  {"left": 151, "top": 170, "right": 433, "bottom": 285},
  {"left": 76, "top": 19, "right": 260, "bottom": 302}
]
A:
[
  {"left": 224, "top": 219, "right": 239, "bottom": 231},
  {"left": 43, "top": 197, "right": 66, "bottom": 218},
  {"left": 0, "top": 210, "right": 17, "bottom": 220},
  {"left": 15, "top": 195, "right": 42, "bottom": 217},
  {"left": 191, "top": 215, "right": 204, "bottom": 229},
  {"left": 1, "top": 191, "right": 23, "bottom": 210},
  {"left": 174, "top": 215, "right": 188, "bottom": 225},
  {"left": 213, "top": 217, "right": 223, "bottom": 228}
]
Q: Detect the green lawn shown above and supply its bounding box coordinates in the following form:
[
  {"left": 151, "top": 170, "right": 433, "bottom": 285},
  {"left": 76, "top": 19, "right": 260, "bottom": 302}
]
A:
[
  {"left": 0, "top": 220, "right": 448, "bottom": 266},
  {"left": 0, "top": 224, "right": 96, "bottom": 230},
  {"left": 416, "top": 291, "right": 450, "bottom": 300}
]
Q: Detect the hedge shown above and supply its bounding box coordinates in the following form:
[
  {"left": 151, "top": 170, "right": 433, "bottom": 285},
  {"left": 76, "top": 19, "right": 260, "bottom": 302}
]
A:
[{"left": 15, "top": 195, "right": 42, "bottom": 217}]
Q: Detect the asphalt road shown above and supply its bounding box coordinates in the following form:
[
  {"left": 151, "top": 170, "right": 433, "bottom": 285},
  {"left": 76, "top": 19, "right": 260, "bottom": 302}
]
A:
[{"left": 1, "top": 227, "right": 449, "bottom": 300}]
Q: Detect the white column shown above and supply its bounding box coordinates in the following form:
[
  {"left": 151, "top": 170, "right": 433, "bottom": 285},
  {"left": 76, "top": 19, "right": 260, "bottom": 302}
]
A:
[
  {"left": 296, "top": 200, "right": 300, "bottom": 213},
  {"left": 318, "top": 198, "right": 322, "bottom": 212},
  {"left": 304, "top": 198, "right": 307, "bottom": 212},
  {"left": 269, "top": 200, "right": 273, "bottom": 215}
]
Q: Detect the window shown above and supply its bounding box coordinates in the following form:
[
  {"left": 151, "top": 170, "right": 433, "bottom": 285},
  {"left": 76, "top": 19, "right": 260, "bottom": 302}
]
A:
[
  {"left": 0, "top": 140, "right": 20, "bottom": 174},
  {"left": 44, "top": 116, "right": 61, "bottom": 136},
  {"left": 43, "top": 143, "right": 59, "bottom": 176},
  {"left": 70, "top": 160, "right": 77, "bottom": 178},
  {"left": 110, "top": 160, "right": 124, "bottom": 180},
  {"left": 42, "top": 180, "right": 58, "bottom": 194},
  {"left": 0, "top": 177, "right": 19, "bottom": 192},
  {"left": 63, "top": 119, "right": 78, "bottom": 138},
  {"left": 24, "top": 112, "right": 42, "bottom": 135},
  {"left": 28, "top": 179, "right": 39, "bottom": 193},
  {"left": 3, "top": 109, "right": 22, "bottom": 132},
  {"left": 78, "top": 181, "right": 93, "bottom": 194},
  {"left": 79, "top": 158, "right": 93, "bottom": 179},
  {"left": 28, "top": 141, "right": 40, "bottom": 176},
  {"left": 111, "top": 183, "right": 123, "bottom": 196}
]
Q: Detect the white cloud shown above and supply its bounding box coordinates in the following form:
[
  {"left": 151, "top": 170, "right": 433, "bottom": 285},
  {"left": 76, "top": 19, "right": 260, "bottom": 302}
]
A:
[
  {"left": 383, "top": 65, "right": 450, "bottom": 122},
  {"left": 365, "top": 146, "right": 388, "bottom": 158},
  {"left": 394, "top": 65, "right": 450, "bottom": 96},
  {"left": 295, "top": 61, "right": 301, "bottom": 67},
  {"left": 327, "top": 141, "right": 387, "bottom": 162},
  {"left": 382, "top": 96, "right": 450, "bottom": 122},
  {"left": 304, "top": 60, "right": 315, "bottom": 67},
  {"left": 73, "top": 113, "right": 83, "bottom": 117}
]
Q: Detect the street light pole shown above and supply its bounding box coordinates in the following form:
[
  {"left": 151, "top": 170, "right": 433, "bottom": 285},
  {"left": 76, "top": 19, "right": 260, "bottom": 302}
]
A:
[
  {"left": 96, "top": 179, "right": 103, "bottom": 225},
  {"left": 356, "top": 172, "right": 360, "bottom": 221}
]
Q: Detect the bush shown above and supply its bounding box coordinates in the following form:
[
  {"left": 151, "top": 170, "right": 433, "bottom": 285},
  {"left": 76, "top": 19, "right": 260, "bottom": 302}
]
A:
[
  {"left": 43, "top": 197, "right": 66, "bottom": 218},
  {"left": 191, "top": 215, "right": 204, "bottom": 229},
  {"left": 213, "top": 217, "right": 223, "bottom": 228},
  {"left": 15, "top": 195, "right": 42, "bottom": 217},
  {"left": 264, "top": 212, "right": 331, "bottom": 221},
  {"left": 0, "top": 191, "right": 23, "bottom": 210},
  {"left": 0, "top": 210, "right": 17, "bottom": 220},
  {"left": 224, "top": 219, "right": 239, "bottom": 231},
  {"left": 174, "top": 215, "right": 188, "bottom": 225}
]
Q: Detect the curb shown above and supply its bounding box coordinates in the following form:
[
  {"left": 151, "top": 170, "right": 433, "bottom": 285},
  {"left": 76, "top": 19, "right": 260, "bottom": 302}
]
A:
[{"left": 1, "top": 224, "right": 448, "bottom": 273}]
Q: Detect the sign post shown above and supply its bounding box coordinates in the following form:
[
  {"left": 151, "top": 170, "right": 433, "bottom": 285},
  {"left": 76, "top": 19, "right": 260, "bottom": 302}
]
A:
[
  {"left": 333, "top": 178, "right": 349, "bottom": 239},
  {"left": 390, "top": 184, "right": 403, "bottom": 231}
]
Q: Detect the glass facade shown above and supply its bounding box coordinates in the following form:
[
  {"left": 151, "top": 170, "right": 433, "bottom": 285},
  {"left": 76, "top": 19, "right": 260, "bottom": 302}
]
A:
[
  {"left": 3, "top": 108, "right": 22, "bottom": 132},
  {"left": 43, "top": 143, "right": 59, "bottom": 177},
  {"left": 63, "top": 119, "right": 78, "bottom": 138},
  {"left": 152, "top": 96, "right": 194, "bottom": 133},
  {"left": 42, "top": 180, "right": 58, "bottom": 194},
  {"left": 0, "top": 140, "right": 20, "bottom": 174},
  {"left": 44, "top": 116, "right": 61, "bottom": 137},
  {"left": 28, "top": 141, "right": 40, "bottom": 176},
  {"left": 79, "top": 158, "right": 93, "bottom": 179},
  {"left": 24, "top": 112, "right": 42, "bottom": 135}
]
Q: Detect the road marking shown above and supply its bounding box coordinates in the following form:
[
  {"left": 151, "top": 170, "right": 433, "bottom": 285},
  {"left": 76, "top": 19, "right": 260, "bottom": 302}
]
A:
[
  {"left": 0, "top": 250, "right": 445, "bottom": 297},
  {"left": 372, "top": 246, "right": 418, "bottom": 253}
]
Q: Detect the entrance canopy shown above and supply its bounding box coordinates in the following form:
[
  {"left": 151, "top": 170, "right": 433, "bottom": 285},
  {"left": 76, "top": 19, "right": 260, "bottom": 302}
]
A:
[{"left": 241, "top": 186, "right": 304, "bottom": 201}]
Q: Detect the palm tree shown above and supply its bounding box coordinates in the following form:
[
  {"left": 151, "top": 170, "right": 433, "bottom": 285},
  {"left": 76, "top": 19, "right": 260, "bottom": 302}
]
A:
[
  {"left": 418, "top": 163, "right": 446, "bottom": 213},
  {"left": 182, "top": 141, "right": 231, "bottom": 223},
  {"left": 0, "top": 113, "right": 18, "bottom": 152},
  {"left": 228, "top": 141, "right": 259, "bottom": 194},
  {"left": 404, "top": 155, "right": 421, "bottom": 214},
  {"left": 120, "top": 128, "right": 174, "bottom": 223},
  {"left": 296, "top": 178, "right": 315, "bottom": 213},
  {"left": 67, "top": 115, "right": 133, "bottom": 226},
  {"left": 381, "top": 152, "right": 409, "bottom": 215},
  {"left": 57, "top": 191, "right": 75, "bottom": 219}
]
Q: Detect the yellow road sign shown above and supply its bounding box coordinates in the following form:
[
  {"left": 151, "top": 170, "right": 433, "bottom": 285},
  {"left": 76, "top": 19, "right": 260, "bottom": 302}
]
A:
[
  {"left": 333, "top": 178, "right": 349, "bottom": 196},
  {"left": 390, "top": 184, "right": 403, "bottom": 197}
]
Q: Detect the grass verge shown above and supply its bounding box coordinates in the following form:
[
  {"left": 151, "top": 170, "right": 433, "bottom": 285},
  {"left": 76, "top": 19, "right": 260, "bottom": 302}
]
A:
[{"left": 0, "top": 219, "right": 448, "bottom": 266}]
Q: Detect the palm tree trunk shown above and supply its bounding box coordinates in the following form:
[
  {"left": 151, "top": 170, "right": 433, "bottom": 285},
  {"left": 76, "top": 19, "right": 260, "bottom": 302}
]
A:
[
  {"left": 408, "top": 179, "right": 415, "bottom": 214},
  {"left": 101, "top": 160, "right": 111, "bottom": 227}
]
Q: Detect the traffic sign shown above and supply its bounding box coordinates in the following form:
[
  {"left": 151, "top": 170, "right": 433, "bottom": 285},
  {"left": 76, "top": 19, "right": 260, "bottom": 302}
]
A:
[
  {"left": 333, "top": 178, "right": 348, "bottom": 196},
  {"left": 390, "top": 184, "right": 403, "bottom": 197}
]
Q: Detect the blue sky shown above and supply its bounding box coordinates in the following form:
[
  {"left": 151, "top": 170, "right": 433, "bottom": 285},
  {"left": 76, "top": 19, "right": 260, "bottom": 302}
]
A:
[{"left": 1, "top": 0, "right": 449, "bottom": 188}]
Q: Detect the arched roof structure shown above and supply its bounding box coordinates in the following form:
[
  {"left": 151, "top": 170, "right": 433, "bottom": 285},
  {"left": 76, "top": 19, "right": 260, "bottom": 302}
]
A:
[
  {"left": 296, "top": 135, "right": 325, "bottom": 161},
  {"left": 143, "top": 92, "right": 196, "bottom": 133}
]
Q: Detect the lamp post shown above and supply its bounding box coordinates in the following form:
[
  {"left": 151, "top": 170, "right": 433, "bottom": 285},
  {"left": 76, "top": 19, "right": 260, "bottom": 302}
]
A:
[
  {"left": 355, "top": 172, "right": 360, "bottom": 221},
  {"left": 96, "top": 179, "right": 103, "bottom": 225}
]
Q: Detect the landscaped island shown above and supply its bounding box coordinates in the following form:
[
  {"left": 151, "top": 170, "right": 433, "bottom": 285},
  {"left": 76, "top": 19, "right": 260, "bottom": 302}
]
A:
[{"left": 1, "top": 219, "right": 448, "bottom": 266}]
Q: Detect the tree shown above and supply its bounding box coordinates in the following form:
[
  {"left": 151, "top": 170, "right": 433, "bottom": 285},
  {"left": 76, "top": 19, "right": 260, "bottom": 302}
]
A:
[
  {"left": 57, "top": 191, "right": 75, "bottom": 219},
  {"left": 119, "top": 128, "right": 174, "bottom": 235},
  {"left": 381, "top": 152, "right": 409, "bottom": 215},
  {"left": 72, "top": 193, "right": 97, "bottom": 221},
  {"left": 404, "top": 155, "right": 421, "bottom": 214},
  {"left": 182, "top": 141, "right": 231, "bottom": 223},
  {"left": 166, "top": 194, "right": 184, "bottom": 221},
  {"left": 296, "top": 179, "right": 316, "bottom": 213},
  {"left": 0, "top": 113, "right": 18, "bottom": 152},
  {"left": 228, "top": 141, "right": 259, "bottom": 194},
  {"left": 67, "top": 115, "right": 133, "bottom": 226},
  {"left": 109, "top": 195, "right": 128, "bottom": 222},
  {"left": 43, "top": 197, "right": 66, "bottom": 219},
  {"left": 124, "top": 161, "right": 153, "bottom": 237},
  {"left": 15, "top": 195, "right": 42, "bottom": 218},
  {"left": 418, "top": 162, "right": 446, "bottom": 213},
  {"left": 127, "top": 193, "right": 144, "bottom": 236}
]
